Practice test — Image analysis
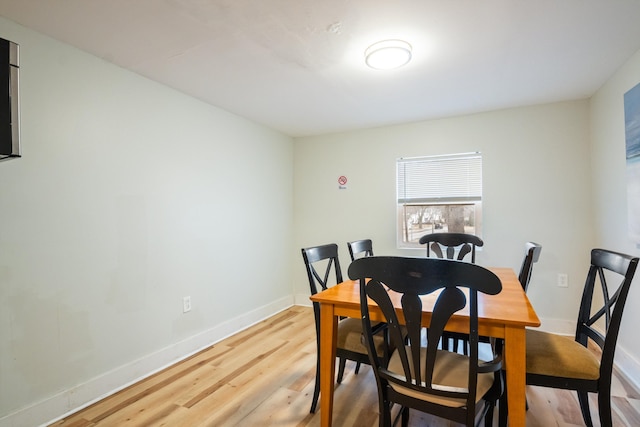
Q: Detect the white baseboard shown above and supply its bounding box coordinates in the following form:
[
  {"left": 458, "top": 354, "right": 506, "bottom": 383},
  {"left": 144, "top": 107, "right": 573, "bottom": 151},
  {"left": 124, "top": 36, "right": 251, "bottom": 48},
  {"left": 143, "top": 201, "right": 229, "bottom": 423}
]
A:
[
  {"left": 294, "top": 293, "right": 312, "bottom": 307},
  {"left": 534, "top": 316, "right": 575, "bottom": 335},
  {"left": 0, "top": 296, "right": 293, "bottom": 427},
  {"left": 612, "top": 341, "right": 640, "bottom": 393}
]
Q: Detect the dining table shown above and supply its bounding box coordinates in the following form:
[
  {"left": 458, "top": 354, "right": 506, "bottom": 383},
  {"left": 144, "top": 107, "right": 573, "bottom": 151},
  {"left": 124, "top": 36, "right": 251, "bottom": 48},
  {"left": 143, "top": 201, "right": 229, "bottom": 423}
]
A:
[{"left": 309, "top": 266, "right": 540, "bottom": 427}]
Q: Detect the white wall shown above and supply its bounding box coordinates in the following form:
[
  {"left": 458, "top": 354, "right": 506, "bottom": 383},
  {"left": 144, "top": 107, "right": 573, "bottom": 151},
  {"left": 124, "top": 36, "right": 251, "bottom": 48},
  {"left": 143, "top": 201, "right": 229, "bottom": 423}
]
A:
[
  {"left": 0, "top": 18, "right": 294, "bottom": 426},
  {"left": 5, "top": 9, "right": 640, "bottom": 425},
  {"left": 590, "top": 47, "right": 640, "bottom": 387},
  {"left": 294, "top": 101, "right": 594, "bottom": 334}
]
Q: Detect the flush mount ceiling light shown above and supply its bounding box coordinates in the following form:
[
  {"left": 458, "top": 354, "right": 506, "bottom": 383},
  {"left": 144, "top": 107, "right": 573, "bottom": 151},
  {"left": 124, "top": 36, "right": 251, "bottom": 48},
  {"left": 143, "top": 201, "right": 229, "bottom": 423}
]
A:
[{"left": 365, "top": 39, "right": 412, "bottom": 70}]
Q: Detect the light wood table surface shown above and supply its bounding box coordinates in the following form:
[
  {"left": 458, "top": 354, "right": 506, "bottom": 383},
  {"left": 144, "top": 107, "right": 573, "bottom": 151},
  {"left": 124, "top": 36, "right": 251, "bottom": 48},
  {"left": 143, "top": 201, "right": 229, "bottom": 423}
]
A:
[{"left": 309, "top": 267, "right": 540, "bottom": 427}]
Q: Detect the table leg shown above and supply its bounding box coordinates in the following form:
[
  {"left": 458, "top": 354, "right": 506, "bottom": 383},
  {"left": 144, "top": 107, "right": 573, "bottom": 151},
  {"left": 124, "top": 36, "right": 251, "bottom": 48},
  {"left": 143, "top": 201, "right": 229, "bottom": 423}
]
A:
[
  {"left": 319, "top": 303, "right": 338, "bottom": 427},
  {"left": 504, "top": 325, "right": 527, "bottom": 426}
]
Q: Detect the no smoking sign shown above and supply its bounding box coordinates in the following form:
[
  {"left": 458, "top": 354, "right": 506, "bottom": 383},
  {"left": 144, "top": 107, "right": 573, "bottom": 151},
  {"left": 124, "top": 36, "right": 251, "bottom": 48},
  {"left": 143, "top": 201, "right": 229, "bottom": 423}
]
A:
[{"left": 338, "top": 175, "right": 348, "bottom": 189}]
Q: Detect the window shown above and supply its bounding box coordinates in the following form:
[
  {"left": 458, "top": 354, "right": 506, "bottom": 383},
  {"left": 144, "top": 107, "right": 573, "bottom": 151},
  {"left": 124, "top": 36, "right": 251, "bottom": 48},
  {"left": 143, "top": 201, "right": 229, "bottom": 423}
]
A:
[{"left": 397, "top": 152, "right": 483, "bottom": 248}]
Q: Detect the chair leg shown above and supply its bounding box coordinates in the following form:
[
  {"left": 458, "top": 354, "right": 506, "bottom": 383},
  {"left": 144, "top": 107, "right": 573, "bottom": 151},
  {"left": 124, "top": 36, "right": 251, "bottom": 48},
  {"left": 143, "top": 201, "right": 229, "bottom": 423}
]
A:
[
  {"left": 498, "top": 399, "right": 508, "bottom": 427},
  {"left": 484, "top": 401, "right": 495, "bottom": 427},
  {"left": 380, "top": 402, "right": 392, "bottom": 427},
  {"left": 354, "top": 361, "right": 361, "bottom": 375},
  {"left": 598, "top": 388, "right": 614, "bottom": 427},
  {"left": 498, "top": 375, "right": 508, "bottom": 427},
  {"left": 497, "top": 371, "right": 530, "bottom": 427},
  {"left": 310, "top": 360, "right": 320, "bottom": 413},
  {"left": 401, "top": 406, "right": 410, "bottom": 427},
  {"left": 577, "top": 391, "right": 594, "bottom": 427},
  {"left": 441, "top": 335, "right": 449, "bottom": 351},
  {"left": 337, "top": 357, "right": 347, "bottom": 384}
]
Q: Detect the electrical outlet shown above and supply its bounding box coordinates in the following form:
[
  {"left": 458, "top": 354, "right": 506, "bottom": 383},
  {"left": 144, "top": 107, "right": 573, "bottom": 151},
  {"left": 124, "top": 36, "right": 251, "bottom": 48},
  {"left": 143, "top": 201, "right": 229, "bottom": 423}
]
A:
[
  {"left": 557, "top": 273, "right": 568, "bottom": 288},
  {"left": 183, "top": 296, "right": 192, "bottom": 313}
]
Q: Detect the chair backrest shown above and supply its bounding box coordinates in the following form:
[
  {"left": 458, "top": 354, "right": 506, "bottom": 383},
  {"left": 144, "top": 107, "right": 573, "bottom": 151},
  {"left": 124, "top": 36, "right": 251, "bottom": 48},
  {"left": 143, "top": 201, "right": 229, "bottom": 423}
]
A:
[
  {"left": 518, "top": 241, "right": 542, "bottom": 292},
  {"left": 576, "top": 249, "right": 638, "bottom": 379},
  {"left": 349, "top": 256, "right": 502, "bottom": 422},
  {"left": 302, "top": 243, "right": 344, "bottom": 340},
  {"left": 301, "top": 243, "right": 343, "bottom": 296},
  {"left": 347, "top": 239, "right": 374, "bottom": 262},
  {"left": 418, "top": 232, "right": 484, "bottom": 263}
]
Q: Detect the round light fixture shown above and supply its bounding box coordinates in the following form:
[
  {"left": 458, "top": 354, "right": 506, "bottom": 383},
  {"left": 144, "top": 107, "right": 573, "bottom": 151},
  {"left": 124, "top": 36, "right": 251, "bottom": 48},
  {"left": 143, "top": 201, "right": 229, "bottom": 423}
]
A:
[{"left": 365, "top": 39, "right": 412, "bottom": 70}]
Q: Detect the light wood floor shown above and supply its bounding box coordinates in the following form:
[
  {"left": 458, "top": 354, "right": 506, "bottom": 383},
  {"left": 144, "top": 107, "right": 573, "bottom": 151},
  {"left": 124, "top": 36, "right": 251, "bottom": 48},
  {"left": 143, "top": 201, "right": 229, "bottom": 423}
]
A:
[{"left": 50, "top": 306, "right": 640, "bottom": 426}]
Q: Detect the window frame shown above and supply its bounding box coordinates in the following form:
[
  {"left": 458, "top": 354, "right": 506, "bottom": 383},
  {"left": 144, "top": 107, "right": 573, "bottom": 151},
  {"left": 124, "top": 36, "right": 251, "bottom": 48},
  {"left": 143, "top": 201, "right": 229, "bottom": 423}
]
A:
[{"left": 396, "top": 152, "right": 483, "bottom": 249}]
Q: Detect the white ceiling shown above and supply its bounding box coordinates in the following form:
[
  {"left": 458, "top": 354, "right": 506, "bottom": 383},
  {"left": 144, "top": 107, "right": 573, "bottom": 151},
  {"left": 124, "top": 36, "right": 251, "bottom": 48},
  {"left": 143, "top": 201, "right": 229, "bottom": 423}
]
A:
[{"left": 1, "top": 1, "right": 640, "bottom": 137}]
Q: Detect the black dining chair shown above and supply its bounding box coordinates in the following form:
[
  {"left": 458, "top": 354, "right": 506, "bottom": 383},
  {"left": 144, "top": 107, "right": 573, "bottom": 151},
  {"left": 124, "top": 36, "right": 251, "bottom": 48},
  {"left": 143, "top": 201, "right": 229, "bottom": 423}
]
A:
[
  {"left": 494, "top": 241, "right": 542, "bottom": 359},
  {"left": 301, "top": 243, "right": 388, "bottom": 413},
  {"left": 419, "top": 232, "right": 484, "bottom": 263},
  {"left": 495, "top": 241, "right": 542, "bottom": 423},
  {"left": 419, "top": 232, "right": 484, "bottom": 352},
  {"left": 347, "top": 239, "right": 374, "bottom": 261},
  {"left": 518, "top": 241, "right": 542, "bottom": 292},
  {"left": 500, "top": 248, "right": 638, "bottom": 427},
  {"left": 350, "top": 256, "right": 503, "bottom": 427},
  {"left": 494, "top": 242, "right": 542, "bottom": 364}
]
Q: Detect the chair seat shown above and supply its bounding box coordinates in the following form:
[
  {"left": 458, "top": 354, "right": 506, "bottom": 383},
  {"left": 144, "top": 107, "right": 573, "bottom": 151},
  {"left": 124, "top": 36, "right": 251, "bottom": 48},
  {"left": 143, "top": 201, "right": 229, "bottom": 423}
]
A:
[
  {"left": 526, "top": 329, "right": 600, "bottom": 380},
  {"left": 337, "top": 318, "right": 385, "bottom": 356},
  {"left": 387, "top": 347, "right": 495, "bottom": 407}
]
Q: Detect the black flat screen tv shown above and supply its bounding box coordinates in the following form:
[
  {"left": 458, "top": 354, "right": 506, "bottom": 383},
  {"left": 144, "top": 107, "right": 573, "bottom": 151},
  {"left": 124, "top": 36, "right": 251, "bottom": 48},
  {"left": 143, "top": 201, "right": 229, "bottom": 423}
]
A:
[{"left": 0, "top": 37, "right": 19, "bottom": 161}]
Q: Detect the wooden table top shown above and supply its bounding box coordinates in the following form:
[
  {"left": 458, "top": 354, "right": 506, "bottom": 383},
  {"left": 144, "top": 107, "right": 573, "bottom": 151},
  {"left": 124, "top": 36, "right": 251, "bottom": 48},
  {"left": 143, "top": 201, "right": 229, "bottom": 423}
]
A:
[{"left": 310, "top": 267, "right": 540, "bottom": 329}]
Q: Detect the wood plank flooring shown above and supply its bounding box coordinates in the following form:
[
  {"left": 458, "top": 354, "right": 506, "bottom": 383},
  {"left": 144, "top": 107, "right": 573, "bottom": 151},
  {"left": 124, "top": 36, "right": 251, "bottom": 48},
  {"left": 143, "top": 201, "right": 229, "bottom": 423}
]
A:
[{"left": 49, "top": 306, "right": 640, "bottom": 426}]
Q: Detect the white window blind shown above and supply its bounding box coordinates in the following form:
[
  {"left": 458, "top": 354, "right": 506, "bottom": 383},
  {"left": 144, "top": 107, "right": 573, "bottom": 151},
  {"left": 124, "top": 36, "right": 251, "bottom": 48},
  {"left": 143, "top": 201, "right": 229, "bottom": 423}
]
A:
[{"left": 397, "top": 152, "right": 482, "bottom": 204}]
